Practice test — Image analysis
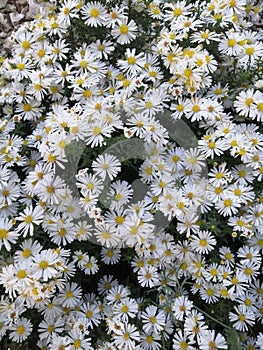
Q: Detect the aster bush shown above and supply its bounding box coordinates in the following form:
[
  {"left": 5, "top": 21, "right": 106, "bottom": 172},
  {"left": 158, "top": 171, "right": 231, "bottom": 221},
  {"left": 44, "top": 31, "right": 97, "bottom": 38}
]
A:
[{"left": 0, "top": 0, "right": 263, "bottom": 349}]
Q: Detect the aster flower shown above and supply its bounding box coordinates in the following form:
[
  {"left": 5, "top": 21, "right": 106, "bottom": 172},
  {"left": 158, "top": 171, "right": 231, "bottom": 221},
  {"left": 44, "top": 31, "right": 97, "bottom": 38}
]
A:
[
  {"left": 229, "top": 305, "right": 255, "bottom": 331},
  {"left": 15, "top": 205, "right": 44, "bottom": 237},
  {"left": 111, "top": 17, "right": 138, "bottom": 45},
  {"left": 81, "top": 2, "right": 108, "bottom": 27},
  {"left": 0, "top": 218, "right": 18, "bottom": 251},
  {"left": 190, "top": 230, "right": 216, "bottom": 254},
  {"left": 9, "top": 317, "right": 33, "bottom": 343},
  {"left": 92, "top": 153, "right": 121, "bottom": 181}
]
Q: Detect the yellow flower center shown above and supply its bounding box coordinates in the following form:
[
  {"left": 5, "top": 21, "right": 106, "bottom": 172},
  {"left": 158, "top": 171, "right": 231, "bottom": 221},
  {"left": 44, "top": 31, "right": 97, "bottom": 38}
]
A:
[
  {"left": 17, "top": 325, "right": 25, "bottom": 335},
  {"left": 90, "top": 8, "right": 99, "bottom": 17},
  {"left": 17, "top": 270, "right": 27, "bottom": 279},
  {"left": 0, "top": 229, "right": 7, "bottom": 239},
  {"left": 228, "top": 39, "right": 236, "bottom": 47},
  {"left": 39, "top": 260, "right": 49, "bottom": 269},
  {"left": 120, "top": 24, "right": 129, "bottom": 35}
]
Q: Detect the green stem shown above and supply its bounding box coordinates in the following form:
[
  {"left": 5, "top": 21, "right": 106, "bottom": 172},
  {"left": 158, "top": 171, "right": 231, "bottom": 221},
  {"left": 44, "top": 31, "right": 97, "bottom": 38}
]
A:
[{"left": 194, "top": 305, "right": 234, "bottom": 331}]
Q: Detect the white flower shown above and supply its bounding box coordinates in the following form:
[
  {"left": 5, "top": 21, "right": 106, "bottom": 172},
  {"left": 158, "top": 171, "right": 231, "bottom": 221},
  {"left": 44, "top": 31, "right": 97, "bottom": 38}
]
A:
[
  {"left": 15, "top": 205, "right": 44, "bottom": 237},
  {"left": 111, "top": 17, "right": 138, "bottom": 45},
  {"left": 31, "top": 249, "right": 60, "bottom": 281},
  {"left": 199, "top": 330, "right": 227, "bottom": 350},
  {"left": 141, "top": 305, "right": 166, "bottom": 334},
  {"left": 190, "top": 230, "right": 217, "bottom": 254},
  {"left": 0, "top": 218, "right": 18, "bottom": 251},
  {"left": 92, "top": 153, "right": 121, "bottom": 181},
  {"left": 229, "top": 305, "right": 255, "bottom": 331},
  {"left": 81, "top": 1, "right": 108, "bottom": 27},
  {"left": 9, "top": 317, "right": 33, "bottom": 343}
]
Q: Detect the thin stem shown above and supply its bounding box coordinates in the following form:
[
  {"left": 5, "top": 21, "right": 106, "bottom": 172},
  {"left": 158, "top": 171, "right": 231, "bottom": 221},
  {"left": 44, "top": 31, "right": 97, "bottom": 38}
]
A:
[{"left": 194, "top": 305, "right": 234, "bottom": 331}]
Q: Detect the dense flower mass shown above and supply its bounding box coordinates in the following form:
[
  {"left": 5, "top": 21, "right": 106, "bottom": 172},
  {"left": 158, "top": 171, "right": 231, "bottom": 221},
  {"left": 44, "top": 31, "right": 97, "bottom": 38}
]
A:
[{"left": 0, "top": 0, "right": 263, "bottom": 348}]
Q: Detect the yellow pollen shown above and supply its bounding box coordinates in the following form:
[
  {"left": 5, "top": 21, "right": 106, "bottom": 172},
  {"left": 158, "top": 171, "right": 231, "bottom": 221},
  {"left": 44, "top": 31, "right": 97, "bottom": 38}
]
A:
[
  {"left": 17, "top": 63, "right": 25, "bottom": 70},
  {"left": 245, "top": 47, "right": 255, "bottom": 55},
  {"left": 224, "top": 199, "right": 232, "bottom": 207},
  {"left": 17, "top": 270, "right": 26, "bottom": 279},
  {"left": 48, "top": 324, "right": 55, "bottom": 333},
  {"left": 90, "top": 8, "right": 99, "bottom": 17},
  {"left": 24, "top": 215, "right": 33, "bottom": 224},
  {"left": 115, "top": 216, "right": 124, "bottom": 225},
  {"left": 245, "top": 98, "right": 254, "bottom": 106},
  {"left": 199, "top": 239, "right": 207, "bottom": 247},
  {"left": 46, "top": 185, "right": 54, "bottom": 194},
  {"left": 127, "top": 56, "right": 136, "bottom": 65},
  {"left": 120, "top": 24, "right": 129, "bottom": 35},
  {"left": 150, "top": 316, "right": 156, "bottom": 324},
  {"left": 121, "top": 305, "right": 129, "bottom": 313},
  {"left": 17, "top": 325, "right": 25, "bottom": 335},
  {"left": 22, "top": 249, "right": 31, "bottom": 258},
  {"left": 173, "top": 8, "right": 182, "bottom": 16},
  {"left": 66, "top": 290, "right": 73, "bottom": 298},
  {"left": 37, "top": 49, "right": 45, "bottom": 58},
  {"left": 73, "top": 339, "right": 81, "bottom": 348},
  {"left": 39, "top": 260, "right": 49, "bottom": 269},
  {"left": 0, "top": 229, "right": 7, "bottom": 239},
  {"left": 228, "top": 39, "right": 236, "bottom": 47}
]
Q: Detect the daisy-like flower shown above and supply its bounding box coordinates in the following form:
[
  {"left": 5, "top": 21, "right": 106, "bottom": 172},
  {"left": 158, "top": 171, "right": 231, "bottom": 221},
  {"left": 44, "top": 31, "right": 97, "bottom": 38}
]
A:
[
  {"left": 113, "top": 323, "right": 140, "bottom": 350},
  {"left": 14, "top": 238, "right": 42, "bottom": 263},
  {"left": 48, "top": 334, "right": 71, "bottom": 350},
  {"left": 214, "top": 192, "right": 241, "bottom": 217},
  {"left": 85, "top": 121, "right": 113, "bottom": 148},
  {"left": 190, "top": 230, "right": 217, "bottom": 254},
  {"left": 56, "top": 282, "right": 82, "bottom": 308},
  {"left": 82, "top": 255, "right": 99, "bottom": 275},
  {"left": 234, "top": 88, "right": 257, "bottom": 118},
  {"left": 38, "top": 317, "right": 65, "bottom": 342},
  {"left": 141, "top": 305, "right": 166, "bottom": 334},
  {"left": 198, "top": 134, "right": 228, "bottom": 159},
  {"left": 208, "top": 162, "right": 232, "bottom": 187},
  {"left": 229, "top": 305, "right": 255, "bottom": 331},
  {"left": 101, "top": 247, "right": 121, "bottom": 265},
  {"left": 0, "top": 218, "right": 18, "bottom": 251},
  {"left": 58, "top": 0, "right": 80, "bottom": 25},
  {"left": 89, "top": 39, "right": 115, "bottom": 60},
  {"left": 9, "top": 317, "right": 33, "bottom": 343},
  {"left": 137, "top": 265, "right": 159, "bottom": 288},
  {"left": 239, "top": 41, "right": 263, "bottom": 68},
  {"left": 163, "top": 1, "right": 192, "bottom": 22},
  {"left": 92, "top": 153, "right": 121, "bottom": 181},
  {"left": 111, "top": 17, "right": 138, "bottom": 45},
  {"left": 15, "top": 205, "right": 44, "bottom": 237},
  {"left": 34, "top": 173, "right": 67, "bottom": 205},
  {"left": 31, "top": 249, "right": 60, "bottom": 282},
  {"left": 172, "top": 330, "right": 195, "bottom": 350},
  {"left": 199, "top": 283, "right": 219, "bottom": 304},
  {"left": 218, "top": 30, "right": 245, "bottom": 56},
  {"left": 108, "top": 180, "right": 133, "bottom": 210},
  {"left": 76, "top": 171, "right": 103, "bottom": 195},
  {"left": 78, "top": 301, "right": 101, "bottom": 328},
  {"left": 190, "top": 29, "right": 221, "bottom": 44},
  {"left": 172, "top": 295, "right": 193, "bottom": 321},
  {"left": 93, "top": 222, "right": 121, "bottom": 247},
  {"left": 67, "top": 329, "right": 92, "bottom": 350},
  {"left": 81, "top": 1, "right": 108, "bottom": 27},
  {"left": 118, "top": 48, "right": 145, "bottom": 75},
  {"left": 106, "top": 284, "right": 130, "bottom": 304},
  {"left": 113, "top": 298, "right": 138, "bottom": 323},
  {"left": 199, "top": 330, "right": 227, "bottom": 350},
  {"left": 140, "top": 331, "right": 161, "bottom": 350},
  {"left": 223, "top": 269, "right": 248, "bottom": 296}
]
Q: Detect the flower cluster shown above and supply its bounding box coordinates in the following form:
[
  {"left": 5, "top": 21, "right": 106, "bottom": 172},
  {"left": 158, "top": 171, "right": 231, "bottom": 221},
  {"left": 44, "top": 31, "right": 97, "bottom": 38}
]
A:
[{"left": 0, "top": 0, "right": 263, "bottom": 349}]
